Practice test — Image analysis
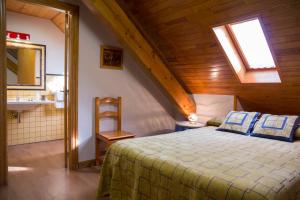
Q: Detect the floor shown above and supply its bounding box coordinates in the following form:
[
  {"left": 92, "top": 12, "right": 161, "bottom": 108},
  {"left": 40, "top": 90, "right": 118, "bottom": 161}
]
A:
[{"left": 0, "top": 140, "right": 101, "bottom": 200}]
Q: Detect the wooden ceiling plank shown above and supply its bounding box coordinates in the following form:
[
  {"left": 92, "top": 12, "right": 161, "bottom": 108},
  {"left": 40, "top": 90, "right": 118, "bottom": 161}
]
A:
[
  {"left": 6, "top": 0, "right": 25, "bottom": 11},
  {"left": 51, "top": 12, "right": 65, "bottom": 33}
]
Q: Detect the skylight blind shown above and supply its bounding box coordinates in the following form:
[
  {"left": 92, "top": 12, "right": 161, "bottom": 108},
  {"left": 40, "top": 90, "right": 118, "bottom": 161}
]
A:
[
  {"left": 230, "top": 19, "right": 276, "bottom": 69},
  {"left": 213, "top": 26, "right": 243, "bottom": 72}
]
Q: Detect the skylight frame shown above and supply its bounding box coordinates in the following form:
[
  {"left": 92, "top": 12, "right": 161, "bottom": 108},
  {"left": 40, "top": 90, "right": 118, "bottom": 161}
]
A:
[{"left": 226, "top": 17, "right": 278, "bottom": 71}]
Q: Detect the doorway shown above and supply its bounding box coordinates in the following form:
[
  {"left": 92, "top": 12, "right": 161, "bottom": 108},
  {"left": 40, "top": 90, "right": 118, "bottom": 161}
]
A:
[{"left": 0, "top": 0, "right": 79, "bottom": 185}]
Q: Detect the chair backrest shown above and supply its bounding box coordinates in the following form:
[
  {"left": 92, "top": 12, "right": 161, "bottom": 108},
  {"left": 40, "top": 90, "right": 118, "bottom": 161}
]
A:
[{"left": 95, "top": 97, "right": 122, "bottom": 134}]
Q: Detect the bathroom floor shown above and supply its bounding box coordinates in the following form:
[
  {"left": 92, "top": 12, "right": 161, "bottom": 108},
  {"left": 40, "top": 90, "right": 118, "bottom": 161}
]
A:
[{"left": 0, "top": 140, "right": 100, "bottom": 200}]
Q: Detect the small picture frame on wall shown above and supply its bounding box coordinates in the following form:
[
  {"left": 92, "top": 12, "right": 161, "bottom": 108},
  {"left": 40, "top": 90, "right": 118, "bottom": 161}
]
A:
[{"left": 100, "top": 45, "right": 123, "bottom": 70}]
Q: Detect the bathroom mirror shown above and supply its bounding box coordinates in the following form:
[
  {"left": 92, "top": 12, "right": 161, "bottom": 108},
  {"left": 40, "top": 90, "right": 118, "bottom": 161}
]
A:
[{"left": 6, "top": 41, "right": 46, "bottom": 90}]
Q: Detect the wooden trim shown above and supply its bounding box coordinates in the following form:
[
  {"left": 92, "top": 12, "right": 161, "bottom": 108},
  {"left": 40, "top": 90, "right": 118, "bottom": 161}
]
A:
[
  {"left": 0, "top": 0, "right": 7, "bottom": 186},
  {"left": 64, "top": 12, "right": 68, "bottom": 169},
  {"left": 99, "top": 97, "right": 119, "bottom": 104},
  {"left": 233, "top": 95, "right": 238, "bottom": 111},
  {"left": 99, "top": 111, "right": 118, "bottom": 118},
  {"left": 95, "top": 97, "right": 100, "bottom": 135},
  {"left": 117, "top": 97, "right": 121, "bottom": 131},
  {"left": 82, "top": 0, "right": 196, "bottom": 117},
  {"left": 77, "top": 159, "right": 96, "bottom": 169},
  {"left": 95, "top": 97, "right": 100, "bottom": 164},
  {"left": 66, "top": 6, "right": 79, "bottom": 170},
  {"left": 225, "top": 24, "right": 250, "bottom": 70}
]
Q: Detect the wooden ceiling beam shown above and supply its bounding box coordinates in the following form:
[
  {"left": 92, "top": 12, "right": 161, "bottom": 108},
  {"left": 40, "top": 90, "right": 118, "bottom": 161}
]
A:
[{"left": 81, "top": 0, "right": 196, "bottom": 116}]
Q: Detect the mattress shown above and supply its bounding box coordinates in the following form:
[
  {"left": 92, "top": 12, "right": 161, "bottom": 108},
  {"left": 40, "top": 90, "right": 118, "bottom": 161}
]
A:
[{"left": 98, "top": 126, "right": 300, "bottom": 200}]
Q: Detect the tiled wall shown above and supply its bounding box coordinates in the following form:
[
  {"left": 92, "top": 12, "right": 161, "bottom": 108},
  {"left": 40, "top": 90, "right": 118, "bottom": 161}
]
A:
[{"left": 7, "top": 84, "right": 64, "bottom": 146}]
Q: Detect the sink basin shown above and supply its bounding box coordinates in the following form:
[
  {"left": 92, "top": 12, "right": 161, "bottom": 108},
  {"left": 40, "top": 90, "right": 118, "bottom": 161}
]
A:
[{"left": 7, "top": 100, "right": 54, "bottom": 112}]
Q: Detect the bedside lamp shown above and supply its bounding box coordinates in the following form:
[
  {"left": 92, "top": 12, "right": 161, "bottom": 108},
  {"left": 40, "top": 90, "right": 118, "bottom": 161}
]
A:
[{"left": 188, "top": 113, "right": 198, "bottom": 124}]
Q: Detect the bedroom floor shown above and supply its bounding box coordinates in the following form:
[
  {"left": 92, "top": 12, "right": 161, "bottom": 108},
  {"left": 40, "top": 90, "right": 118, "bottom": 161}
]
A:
[{"left": 0, "top": 140, "right": 100, "bottom": 200}]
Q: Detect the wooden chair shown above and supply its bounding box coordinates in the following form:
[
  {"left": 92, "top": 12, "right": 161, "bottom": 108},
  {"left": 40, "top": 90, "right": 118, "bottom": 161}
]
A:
[{"left": 95, "top": 97, "right": 135, "bottom": 165}]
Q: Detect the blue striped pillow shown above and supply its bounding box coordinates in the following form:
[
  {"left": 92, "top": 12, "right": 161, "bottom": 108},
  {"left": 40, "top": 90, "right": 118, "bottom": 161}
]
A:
[
  {"left": 217, "top": 111, "right": 260, "bottom": 135},
  {"left": 251, "top": 114, "right": 300, "bottom": 142}
]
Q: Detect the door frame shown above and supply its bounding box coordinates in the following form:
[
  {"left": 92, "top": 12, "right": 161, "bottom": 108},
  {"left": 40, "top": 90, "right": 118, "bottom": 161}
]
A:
[
  {"left": 0, "top": 0, "right": 79, "bottom": 185},
  {"left": 0, "top": 0, "right": 7, "bottom": 186}
]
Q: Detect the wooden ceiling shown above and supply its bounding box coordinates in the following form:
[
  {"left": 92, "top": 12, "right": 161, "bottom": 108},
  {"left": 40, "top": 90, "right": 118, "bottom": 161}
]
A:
[
  {"left": 6, "top": 0, "right": 65, "bottom": 33},
  {"left": 117, "top": 0, "right": 300, "bottom": 115}
]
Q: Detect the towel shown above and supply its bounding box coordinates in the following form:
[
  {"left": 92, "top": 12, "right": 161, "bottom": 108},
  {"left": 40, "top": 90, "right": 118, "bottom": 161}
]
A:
[
  {"left": 55, "top": 91, "right": 64, "bottom": 109},
  {"left": 55, "top": 91, "right": 64, "bottom": 101}
]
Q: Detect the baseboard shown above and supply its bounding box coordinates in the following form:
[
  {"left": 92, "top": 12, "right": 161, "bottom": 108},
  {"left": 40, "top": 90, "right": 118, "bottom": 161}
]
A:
[{"left": 77, "top": 159, "right": 96, "bottom": 169}]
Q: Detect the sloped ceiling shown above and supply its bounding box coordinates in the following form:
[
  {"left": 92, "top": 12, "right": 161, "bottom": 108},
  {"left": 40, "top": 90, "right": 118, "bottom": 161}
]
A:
[
  {"left": 117, "top": 0, "right": 300, "bottom": 115},
  {"left": 6, "top": 0, "right": 65, "bottom": 33}
]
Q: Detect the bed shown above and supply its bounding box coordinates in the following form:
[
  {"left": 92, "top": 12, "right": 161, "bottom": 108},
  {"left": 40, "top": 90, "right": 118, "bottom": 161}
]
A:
[{"left": 98, "top": 126, "right": 300, "bottom": 200}]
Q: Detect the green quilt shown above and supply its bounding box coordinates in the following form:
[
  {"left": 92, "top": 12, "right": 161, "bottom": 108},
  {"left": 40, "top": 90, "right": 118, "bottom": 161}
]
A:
[{"left": 98, "top": 126, "right": 300, "bottom": 200}]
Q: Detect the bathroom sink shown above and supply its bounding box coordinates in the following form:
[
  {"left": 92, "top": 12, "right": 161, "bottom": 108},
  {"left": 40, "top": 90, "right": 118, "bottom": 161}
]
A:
[{"left": 7, "top": 100, "right": 54, "bottom": 112}]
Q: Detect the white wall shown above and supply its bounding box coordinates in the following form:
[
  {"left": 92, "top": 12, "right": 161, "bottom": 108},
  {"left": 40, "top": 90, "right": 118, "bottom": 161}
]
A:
[
  {"left": 64, "top": 0, "right": 176, "bottom": 161},
  {"left": 6, "top": 12, "right": 65, "bottom": 75},
  {"left": 192, "top": 94, "right": 235, "bottom": 123}
]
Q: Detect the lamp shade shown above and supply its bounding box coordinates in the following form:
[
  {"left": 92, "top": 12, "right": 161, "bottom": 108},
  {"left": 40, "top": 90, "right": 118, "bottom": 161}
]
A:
[{"left": 188, "top": 113, "right": 198, "bottom": 122}]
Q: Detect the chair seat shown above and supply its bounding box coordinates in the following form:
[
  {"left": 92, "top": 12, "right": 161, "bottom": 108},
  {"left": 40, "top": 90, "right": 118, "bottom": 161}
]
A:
[{"left": 97, "top": 131, "right": 135, "bottom": 142}]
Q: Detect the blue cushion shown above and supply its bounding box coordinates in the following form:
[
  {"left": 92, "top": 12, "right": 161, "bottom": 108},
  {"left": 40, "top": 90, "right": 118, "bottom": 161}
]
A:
[
  {"left": 217, "top": 111, "right": 260, "bottom": 135},
  {"left": 251, "top": 114, "right": 300, "bottom": 142}
]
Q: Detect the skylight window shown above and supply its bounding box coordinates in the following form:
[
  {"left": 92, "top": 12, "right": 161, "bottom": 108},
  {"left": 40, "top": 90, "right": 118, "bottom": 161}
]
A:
[
  {"left": 213, "top": 18, "right": 276, "bottom": 70},
  {"left": 230, "top": 19, "right": 275, "bottom": 69},
  {"left": 212, "top": 18, "right": 281, "bottom": 83}
]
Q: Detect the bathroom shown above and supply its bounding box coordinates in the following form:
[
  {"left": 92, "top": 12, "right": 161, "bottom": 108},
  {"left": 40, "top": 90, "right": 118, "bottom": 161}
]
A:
[{"left": 6, "top": 1, "right": 66, "bottom": 160}]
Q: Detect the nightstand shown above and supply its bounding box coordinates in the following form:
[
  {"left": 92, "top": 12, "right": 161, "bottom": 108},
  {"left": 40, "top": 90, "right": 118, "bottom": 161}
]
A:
[{"left": 175, "top": 121, "right": 205, "bottom": 131}]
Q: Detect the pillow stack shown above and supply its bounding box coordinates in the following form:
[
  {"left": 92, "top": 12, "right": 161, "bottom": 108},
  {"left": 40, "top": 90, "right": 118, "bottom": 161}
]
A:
[{"left": 216, "top": 111, "right": 300, "bottom": 142}]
